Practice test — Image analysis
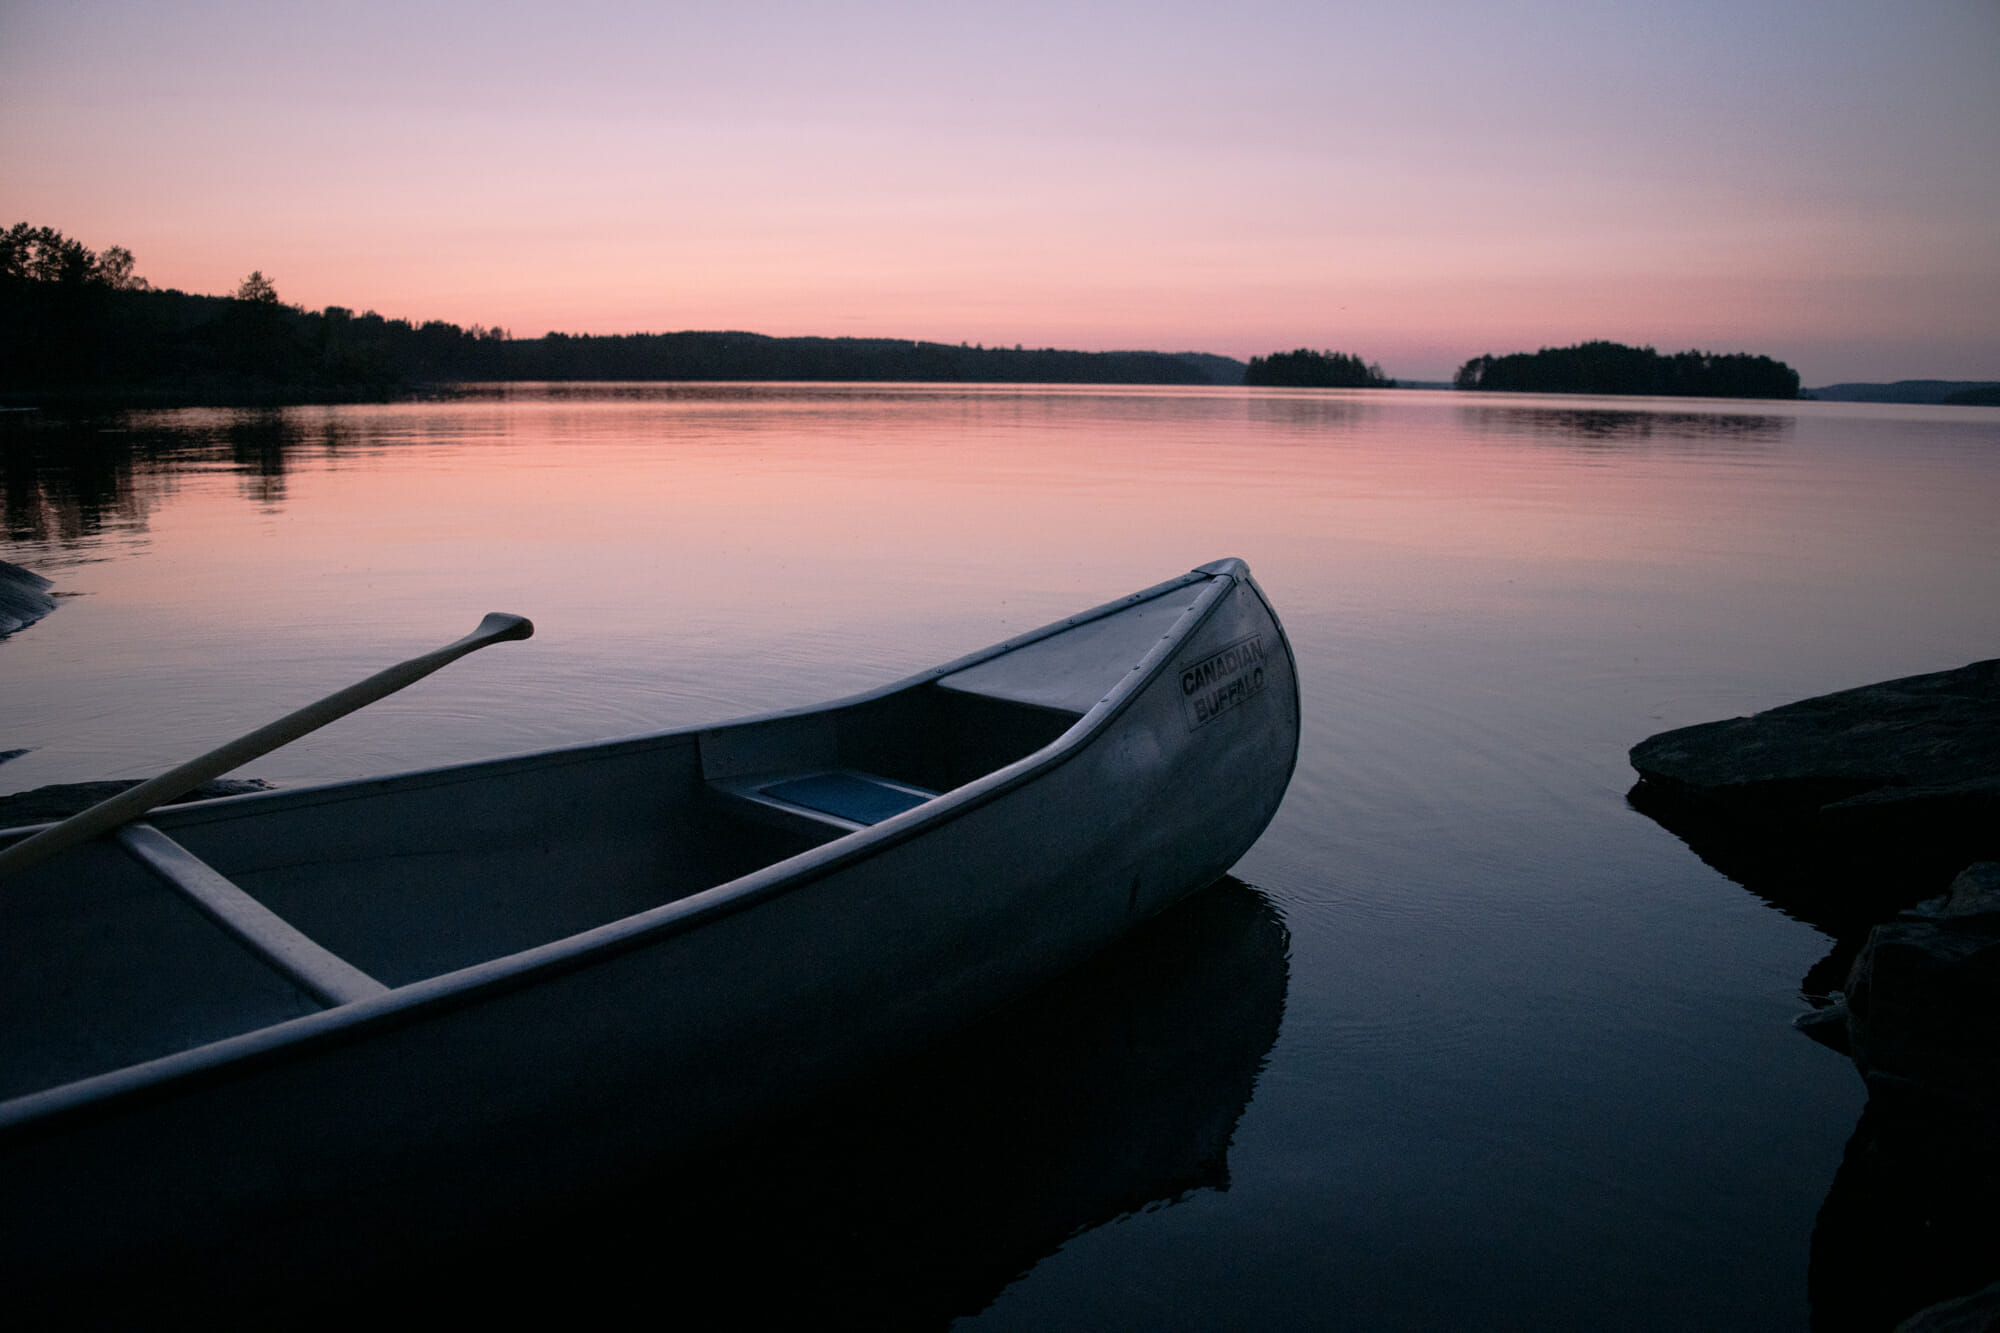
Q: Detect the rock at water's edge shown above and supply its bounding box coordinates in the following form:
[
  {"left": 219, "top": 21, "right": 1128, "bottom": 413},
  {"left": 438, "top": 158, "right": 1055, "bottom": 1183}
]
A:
[
  {"left": 1631, "top": 657, "right": 2000, "bottom": 808},
  {"left": 1636, "top": 666, "right": 2000, "bottom": 1328},
  {"left": 1804, "top": 865, "right": 2000, "bottom": 1332},
  {"left": 1844, "top": 863, "right": 2000, "bottom": 1107},
  {"left": 1630, "top": 659, "right": 2000, "bottom": 912},
  {"left": 0, "top": 559, "right": 57, "bottom": 637}
]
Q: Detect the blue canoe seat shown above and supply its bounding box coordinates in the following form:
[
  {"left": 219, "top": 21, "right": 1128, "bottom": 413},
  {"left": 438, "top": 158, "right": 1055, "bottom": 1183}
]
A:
[
  {"left": 755, "top": 771, "right": 934, "bottom": 826},
  {"left": 710, "top": 767, "right": 940, "bottom": 837}
]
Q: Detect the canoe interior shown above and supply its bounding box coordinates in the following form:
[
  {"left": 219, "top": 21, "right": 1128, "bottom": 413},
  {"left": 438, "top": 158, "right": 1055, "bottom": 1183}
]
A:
[
  {"left": 0, "top": 574, "right": 1223, "bottom": 1108},
  {"left": 3, "top": 583, "right": 1248, "bottom": 1106},
  {"left": 0, "top": 837, "right": 323, "bottom": 1104},
  {"left": 196, "top": 681, "right": 1080, "bottom": 985}
]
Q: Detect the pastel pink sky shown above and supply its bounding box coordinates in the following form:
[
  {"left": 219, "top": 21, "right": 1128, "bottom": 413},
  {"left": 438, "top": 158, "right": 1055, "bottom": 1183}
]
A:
[{"left": 4, "top": 0, "right": 1996, "bottom": 383}]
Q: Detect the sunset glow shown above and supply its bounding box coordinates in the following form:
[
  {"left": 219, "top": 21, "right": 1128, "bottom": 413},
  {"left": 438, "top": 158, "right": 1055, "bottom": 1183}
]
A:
[{"left": 4, "top": 0, "right": 1996, "bottom": 382}]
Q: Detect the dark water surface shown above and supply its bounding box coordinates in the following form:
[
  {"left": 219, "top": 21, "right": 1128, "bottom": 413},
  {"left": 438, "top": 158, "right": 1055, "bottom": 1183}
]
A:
[{"left": 4, "top": 386, "right": 1998, "bottom": 1327}]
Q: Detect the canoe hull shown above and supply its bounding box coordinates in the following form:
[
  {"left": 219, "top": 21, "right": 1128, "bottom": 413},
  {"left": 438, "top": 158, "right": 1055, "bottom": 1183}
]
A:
[{"left": 0, "top": 562, "right": 1298, "bottom": 1282}]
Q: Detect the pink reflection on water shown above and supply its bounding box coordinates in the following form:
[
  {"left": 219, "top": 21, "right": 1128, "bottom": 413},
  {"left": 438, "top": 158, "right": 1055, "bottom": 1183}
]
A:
[{"left": 2, "top": 387, "right": 1996, "bottom": 797}]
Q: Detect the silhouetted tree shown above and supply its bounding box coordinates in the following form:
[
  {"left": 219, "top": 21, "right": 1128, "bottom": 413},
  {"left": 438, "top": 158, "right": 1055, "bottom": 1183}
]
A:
[
  {"left": 1, "top": 223, "right": 101, "bottom": 286},
  {"left": 94, "top": 247, "right": 148, "bottom": 291},
  {"left": 235, "top": 271, "right": 279, "bottom": 304}
]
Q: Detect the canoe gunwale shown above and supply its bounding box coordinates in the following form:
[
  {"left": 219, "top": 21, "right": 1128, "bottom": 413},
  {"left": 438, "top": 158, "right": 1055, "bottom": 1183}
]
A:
[{"left": 0, "top": 559, "right": 1268, "bottom": 1140}]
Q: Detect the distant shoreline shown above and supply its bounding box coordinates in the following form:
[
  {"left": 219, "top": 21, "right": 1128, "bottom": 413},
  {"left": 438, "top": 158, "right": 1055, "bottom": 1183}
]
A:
[
  {"left": 11, "top": 376, "right": 1995, "bottom": 413},
  {"left": 8, "top": 225, "right": 1993, "bottom": 410},
  {"left": 1805, "top": 380, "right": 2000, "bottom": 406},
  {"left": 4, "top": 252, "right": 1990, "bottom": 410}
]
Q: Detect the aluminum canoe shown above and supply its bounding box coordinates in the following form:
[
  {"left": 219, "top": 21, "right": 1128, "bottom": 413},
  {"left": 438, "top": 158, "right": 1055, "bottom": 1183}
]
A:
[{"left": 0, "top": 556, "right": 1300, "bottom": 1283}]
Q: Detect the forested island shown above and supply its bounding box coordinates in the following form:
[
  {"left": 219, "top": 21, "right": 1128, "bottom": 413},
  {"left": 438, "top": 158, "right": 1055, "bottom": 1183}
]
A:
[
  {"left": 0, "top": 224, "right": 1240, "bottom": 403},
  {"left": 1454, "top": 340, "right": 1800, "bottom": 399},
  {"left": 1242, "top": 348, "right": 1394, "bottom": 389}
]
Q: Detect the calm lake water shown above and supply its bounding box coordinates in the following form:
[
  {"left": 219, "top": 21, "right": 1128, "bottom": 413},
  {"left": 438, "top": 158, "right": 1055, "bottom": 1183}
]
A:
[{"left": 4, "top": 385, "right": 1998, "bottom": 1327}]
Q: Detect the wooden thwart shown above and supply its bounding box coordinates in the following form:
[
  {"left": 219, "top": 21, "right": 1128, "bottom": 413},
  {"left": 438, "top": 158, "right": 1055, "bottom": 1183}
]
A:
[{"left": 114, "top": 823, "right": 387, "bottom": 1008}]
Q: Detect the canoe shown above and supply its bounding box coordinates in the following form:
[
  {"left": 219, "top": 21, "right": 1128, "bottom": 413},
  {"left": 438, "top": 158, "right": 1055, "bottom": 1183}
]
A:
[{"left": 0, "top": 557, "right": 1298, "bottom": 1285}]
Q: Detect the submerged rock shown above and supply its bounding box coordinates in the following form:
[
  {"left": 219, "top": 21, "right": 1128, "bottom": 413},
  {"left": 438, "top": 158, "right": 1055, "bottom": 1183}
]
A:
[{"left": 0, "top": 560, "right": 57, "bottom": 637}]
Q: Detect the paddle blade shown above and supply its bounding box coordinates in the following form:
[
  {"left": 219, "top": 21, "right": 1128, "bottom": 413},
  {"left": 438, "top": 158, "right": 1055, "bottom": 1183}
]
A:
[{"left": 473, "top": 612, "right": 534, "bottom": 644}]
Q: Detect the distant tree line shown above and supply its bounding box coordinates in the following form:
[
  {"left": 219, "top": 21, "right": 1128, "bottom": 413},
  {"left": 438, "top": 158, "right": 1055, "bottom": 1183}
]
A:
[
  {"left": 1243, "top": 348, "right": 1394, "bottom": 389},
  {"left": 1809, "top": 380, "right": 2000, "bottom": 405},
  {"left": 1, "top": 224, "right": 1242, "bottom": 403},
  {"left": 1453, "top": 340, "right": 1800, "bottom": 399},
  {"left": 518, "top": 333, "right": 1240, "bottom": 385}
]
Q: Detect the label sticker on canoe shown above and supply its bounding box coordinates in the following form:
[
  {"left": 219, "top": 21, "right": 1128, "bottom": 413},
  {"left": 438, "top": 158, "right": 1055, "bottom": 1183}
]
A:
[{"left": 1179, "top": 634, "right": 1268, "bottom": 729}]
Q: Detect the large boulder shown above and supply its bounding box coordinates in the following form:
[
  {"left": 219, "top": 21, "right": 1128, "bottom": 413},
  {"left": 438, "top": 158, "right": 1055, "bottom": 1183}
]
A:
[
  {"left": 1844, "top": 863, "right": 2000, "bottom": 1107},
  {"left": 1630, "top": 660, "right": 2000, "bottom": 918}
]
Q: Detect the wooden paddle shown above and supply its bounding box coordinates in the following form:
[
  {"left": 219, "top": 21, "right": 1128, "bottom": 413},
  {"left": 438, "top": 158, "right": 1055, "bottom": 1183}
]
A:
[{"left": 0, "top": 612, "right": 534, "bottom": 879}]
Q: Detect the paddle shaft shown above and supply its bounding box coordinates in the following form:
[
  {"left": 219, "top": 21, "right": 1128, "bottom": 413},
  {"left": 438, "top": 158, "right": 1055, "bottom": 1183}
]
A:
[{"left": 0, "top": 612, "right": 533, "bottom": 879}]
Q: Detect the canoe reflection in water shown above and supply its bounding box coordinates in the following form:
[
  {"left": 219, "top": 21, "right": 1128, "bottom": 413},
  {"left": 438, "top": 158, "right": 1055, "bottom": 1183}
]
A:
[{"left": 34, "top": 877, "right": 1290, "bottom": 1326}]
